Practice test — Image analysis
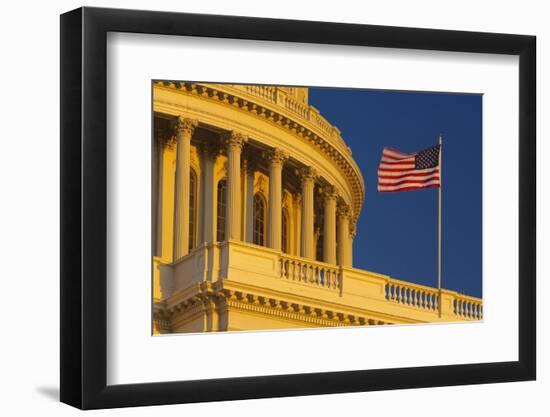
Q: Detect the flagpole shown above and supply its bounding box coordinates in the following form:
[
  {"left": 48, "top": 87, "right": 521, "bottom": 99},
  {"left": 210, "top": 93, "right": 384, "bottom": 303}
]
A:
[{"left": 438, "top": 134, "right": 443, "bottom": 317}]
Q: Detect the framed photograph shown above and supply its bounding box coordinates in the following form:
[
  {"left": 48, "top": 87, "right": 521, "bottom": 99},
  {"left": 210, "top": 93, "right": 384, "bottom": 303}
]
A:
[{"left": 60, "top": 6, "right": 536, "bottom": 409}]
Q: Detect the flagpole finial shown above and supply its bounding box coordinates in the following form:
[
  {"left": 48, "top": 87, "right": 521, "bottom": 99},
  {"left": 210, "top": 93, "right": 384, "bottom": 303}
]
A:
[{"left": 438, "top": 132, "right": 443, "bottom": 145}]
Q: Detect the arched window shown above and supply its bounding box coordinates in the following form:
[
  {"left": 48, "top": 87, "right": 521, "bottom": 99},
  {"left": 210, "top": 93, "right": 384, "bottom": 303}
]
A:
[
  {"left": 253, "top": 193, "right": 266, "bottom": 246},
  {"left": 281, "top": 208, "right": 290, "bottom": 254},
  {"left": 216, "top": 180, "right": 227, "bottom": 242},
  {"left": 188, "top": 168, "right": 197, "bottom": 251}
]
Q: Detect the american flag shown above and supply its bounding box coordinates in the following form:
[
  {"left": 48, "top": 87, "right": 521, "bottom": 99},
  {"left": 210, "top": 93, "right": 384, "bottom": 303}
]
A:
[{"left": 377, "top": 145, "right": 441, "bottom": 192}]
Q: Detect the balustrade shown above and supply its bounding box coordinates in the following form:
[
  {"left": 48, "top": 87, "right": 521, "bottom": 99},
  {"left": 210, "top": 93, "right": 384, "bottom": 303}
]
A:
[
  {"left": 280, "top": 254, "right": 342, "bottom": 291},
  {"left": 385, "top": 280, "right": 439, "bottom": 312},
  {"left": 207, "top": 83, "right": 349, "bottom": 152},
  {"left": 385, "top": 278, "right": 483, "bottom": 320},
  {"left": 454, "top": 296, "right": 483, "bottom": 320}
]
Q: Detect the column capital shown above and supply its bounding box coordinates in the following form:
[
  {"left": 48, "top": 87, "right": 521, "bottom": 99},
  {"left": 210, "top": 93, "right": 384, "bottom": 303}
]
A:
[
  {"left": 337, "top": 202, "right": 351, "bottom": 220},
  {"left": 223, "top": 131, "right": 248, "bottom": 152},
  {"left": 349, "top": 223, "right": 357, "bottom": 238},
  {"left": 267, "top": 148, "right": 289, "bottom": 167},
  {"left": 321, "top": 185, "right": 338, "bottom": 202},
  {"left": 293, "top": 192, "right": 302, "bottom": 206},
  {"left": 298, "top": 166, "right": 318, "bottom": 185},
  {"left": 175, "top": 117, "right": 198, "bottom": 138}
]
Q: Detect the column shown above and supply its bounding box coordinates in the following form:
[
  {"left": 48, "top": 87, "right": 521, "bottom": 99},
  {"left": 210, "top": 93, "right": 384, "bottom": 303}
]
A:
[
  {"left": 323, "top": 186, "right": 338, "bottom": 264},
  {"left": 201, "top": 143, "right": 217, "bottom": 245},
  {"left": 348, "top": 224, "right": 356, "bottom": 267},
  {"left": 293, "top": 193, "right": 302, "bottom": 257},
  {"left": 240, "top": 159, "right": 248, "bottom": 241},
  {"left": 268, "top": 148, "right": 288, "bottom": 250},
  {"left": 159, "top": 138, "right": 177, "bottom": 262},
  {"left": 337, "top": 203, "right": 350, "bottom": 267},
  {"left": 173, "top": 117, "right": 197, "bottom": 260},
  {"left": 300, "top": 166, "right": 317, "bottom": 260},
  {"left": 245, "top": 163, "right": 255, "bottom": 243},
  {"left": 224, "top": 131, "right": 247, "bottom": 240}
]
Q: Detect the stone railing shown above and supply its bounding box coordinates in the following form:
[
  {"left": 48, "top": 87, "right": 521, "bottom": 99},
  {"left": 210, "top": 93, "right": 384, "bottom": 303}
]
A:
[
  {"left": 385, "top": 277, "right": 483, "bottom": 320},
  {"left": 385, "top": 278, "right": 440, "bottom": 312},
  {"left": 454, "top": 294, "right": 483, "bottom": 320},
  {"left": 212, "top": 84, "right": 350, "bottom": 153},
  {"left": 279, "top": 254, "right": 342, "bottom": 292}
]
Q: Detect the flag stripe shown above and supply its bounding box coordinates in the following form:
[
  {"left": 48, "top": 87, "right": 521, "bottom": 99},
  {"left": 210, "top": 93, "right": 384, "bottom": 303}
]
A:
[
  {"left": 382, "top": 153, "right": 415, "bottom": 161},
  {"left": 378, "top": 175, "right": 440, "bottom": 186},
  {"left": 380, "top": 157, "right": 415, "bottom": 165},
  {"left": 378, "top": 179, "right": 440, "bottom": 190},
  {"left": 383, "top": 148, "right": 414, "bottom": 159},
  {"left": 378, "top": 163, "right": 416, "bottom": 170},
  {"left": 378, "top": 183, "right": 440, "bottom": 193},
  {"left": 378, "top": 167, "right": 439, "bottom": 177}
]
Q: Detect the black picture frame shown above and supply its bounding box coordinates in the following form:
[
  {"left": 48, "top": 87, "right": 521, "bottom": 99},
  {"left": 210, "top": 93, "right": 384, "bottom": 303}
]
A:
[{"left": 60, "top": 6, "right": 536, "bottom": 410}]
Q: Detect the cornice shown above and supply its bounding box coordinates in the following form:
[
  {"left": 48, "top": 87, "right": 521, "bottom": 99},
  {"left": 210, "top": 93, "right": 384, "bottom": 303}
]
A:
[{"left": 157, "top": 281, "right": 401, "bottom": 328}]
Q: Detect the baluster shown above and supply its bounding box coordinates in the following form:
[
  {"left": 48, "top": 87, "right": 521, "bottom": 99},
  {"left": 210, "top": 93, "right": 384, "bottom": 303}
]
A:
[{"left": 315, "top": 266, "right": 320, "bottom": 285}]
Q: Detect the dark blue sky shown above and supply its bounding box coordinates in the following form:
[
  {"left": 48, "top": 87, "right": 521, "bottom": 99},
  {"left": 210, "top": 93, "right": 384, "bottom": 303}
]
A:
[{"left": 309, "top": 88, "right": 482, "bottom": 298}]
